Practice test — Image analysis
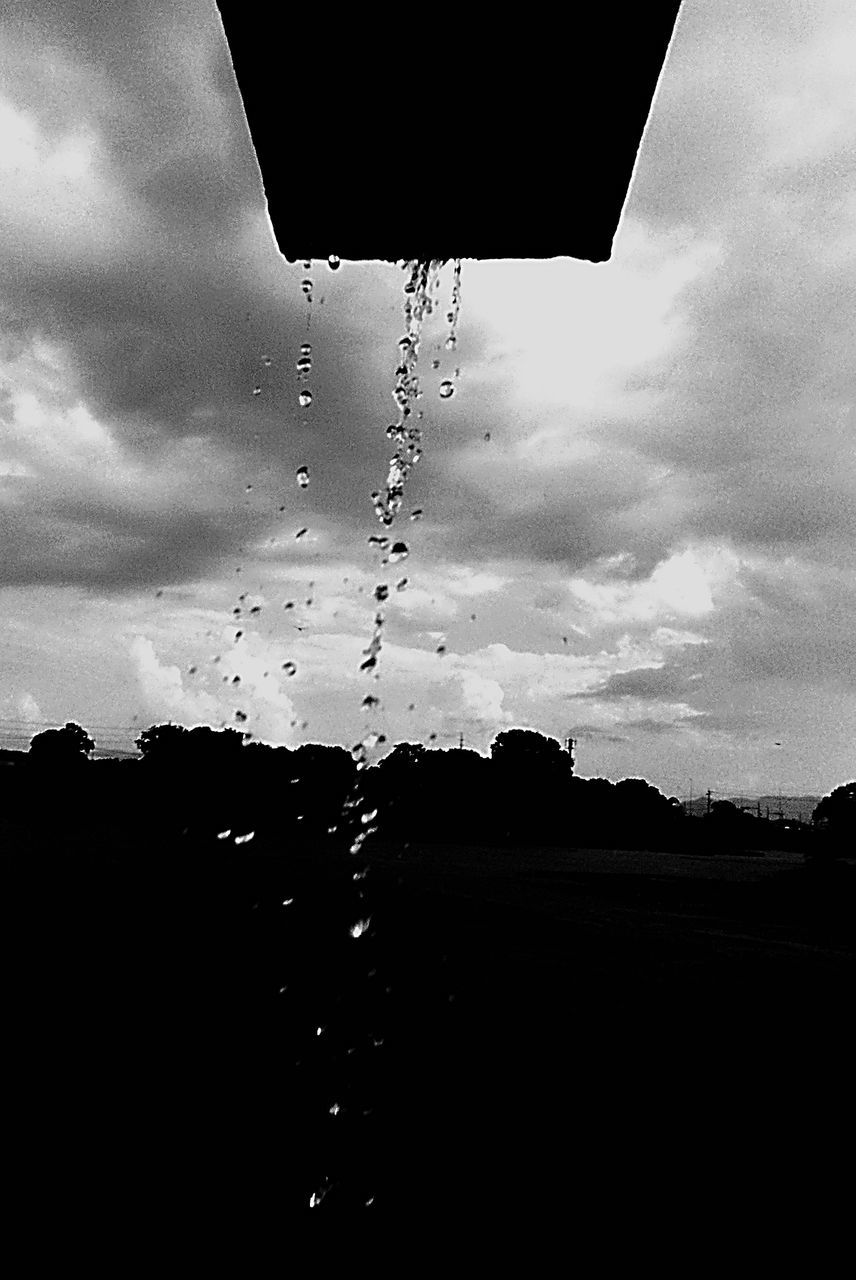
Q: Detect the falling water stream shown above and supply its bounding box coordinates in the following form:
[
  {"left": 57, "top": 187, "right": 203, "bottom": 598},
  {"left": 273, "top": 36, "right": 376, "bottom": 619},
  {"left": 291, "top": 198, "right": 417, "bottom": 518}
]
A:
[{"left": 302, "top": 258, "right": 464, "bottom": 1209}]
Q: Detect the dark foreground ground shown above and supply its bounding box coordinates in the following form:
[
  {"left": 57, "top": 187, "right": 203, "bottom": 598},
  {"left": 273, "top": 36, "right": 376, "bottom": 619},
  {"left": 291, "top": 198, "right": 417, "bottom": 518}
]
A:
[{"left": 1, "top": 824, "right": 853, "bottom": 1237}]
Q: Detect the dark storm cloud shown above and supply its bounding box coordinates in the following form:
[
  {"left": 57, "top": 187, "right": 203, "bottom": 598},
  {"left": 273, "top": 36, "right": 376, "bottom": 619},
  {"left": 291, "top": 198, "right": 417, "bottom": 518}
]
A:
[
  {"left": 591, "top": 2, "right": 856, "bottom": 591},
  {"left": 579, "top": 664, "right": 703, "bottom": 702},
  {"left": 1, "top": 0, "right": 472, "bottom": 591},
  {"left": 620, "top": 717, "right": 682, "bottom": 736},
  {"left": 0, "top": 493, "right": 247, "bottom": 592},
  {"left": 415, "top": 373, "right": 681, "bottom": 577},
  {"left": 685, "top": 708, "right": 765, "bottom": 734},
  {"left": 0, "top": 0, "right": 255, "bottom": 215},
  {"left": 4, "top": 0, "right": 855, "bottom": 618},
  {"left": 630, "top": 0, "right": 823, "bottom": 234},
  {"left": 576, "top": 727, "right": 630, "bottom": 745},
  {"left": 725, "top": 562, "right": 856, "bottom": 685}
]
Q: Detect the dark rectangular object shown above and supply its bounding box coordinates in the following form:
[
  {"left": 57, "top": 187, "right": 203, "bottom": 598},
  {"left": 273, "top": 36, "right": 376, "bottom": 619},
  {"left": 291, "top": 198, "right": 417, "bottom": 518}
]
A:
[{"left": 215, "top": 5, "right": 683, "bottom": 262}]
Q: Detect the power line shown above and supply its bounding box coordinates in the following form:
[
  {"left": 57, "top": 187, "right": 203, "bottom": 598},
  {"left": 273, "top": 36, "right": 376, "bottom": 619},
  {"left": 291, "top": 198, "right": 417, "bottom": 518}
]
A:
[{"left": 0, "top": 718, "right": 143, "bottom": 732}]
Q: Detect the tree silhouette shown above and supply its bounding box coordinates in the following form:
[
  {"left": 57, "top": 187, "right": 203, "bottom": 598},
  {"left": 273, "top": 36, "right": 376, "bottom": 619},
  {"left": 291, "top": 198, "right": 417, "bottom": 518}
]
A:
[
  {"left": 28, "top": 721, "right": 95, "bottom": 765},
  {"left": 812, "top": 782, "right": 856, "bottom": 828},
  {"left": 490, "top": 729, "right": 566, "bottom": 768},
  {"left": 488, "top": 730, "right": 572, "bottom": 844},
  {"left": 135, "top": 722, "right": 189, "bottom": 764},
  {"left": 811, "top": 782, "right": 856, "bottom": 859}
]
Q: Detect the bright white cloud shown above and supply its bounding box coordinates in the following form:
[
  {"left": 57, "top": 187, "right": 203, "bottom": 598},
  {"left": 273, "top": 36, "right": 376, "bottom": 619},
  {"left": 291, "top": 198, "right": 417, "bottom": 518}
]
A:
[
  {"left": 0, "top": 94, "right": 144, "bottom": 260},
  {"left": 458, "top": 671, "right": 510, "bottom": 728},
  {"left": 568, "top": 545, "right": 740, "bottom": 626},
  {"left": 130, "top": 631, "right": 299, "bottom": 745},
  {"left": 458, "top": 225, "right": 721, "bottom": 414}
]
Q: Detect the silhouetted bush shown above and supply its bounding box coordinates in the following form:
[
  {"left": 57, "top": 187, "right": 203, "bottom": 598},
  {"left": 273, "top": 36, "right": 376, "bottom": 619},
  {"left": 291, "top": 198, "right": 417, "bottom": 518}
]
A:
[{"left": 15, "top": 720, "right": 826, "bottom": 858}]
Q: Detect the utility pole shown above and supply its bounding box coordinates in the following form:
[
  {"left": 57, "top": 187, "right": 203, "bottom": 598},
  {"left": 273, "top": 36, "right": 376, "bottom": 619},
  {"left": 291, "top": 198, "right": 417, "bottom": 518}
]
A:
[
  {"left": 458, "top": 732, "right": 464, "bottom": 750},
  {"left": 565, "top": 736, "right": 576, "bottom": 774},
  {"left": 706, "top": 788, "right": 712, "bottom": 817}
]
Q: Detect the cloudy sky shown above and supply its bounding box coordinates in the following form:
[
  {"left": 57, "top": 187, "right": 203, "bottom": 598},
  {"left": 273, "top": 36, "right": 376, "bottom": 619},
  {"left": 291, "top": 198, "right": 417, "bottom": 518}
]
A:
[{"left": 2, "top": 0, "right": 856, "bottom": 797}]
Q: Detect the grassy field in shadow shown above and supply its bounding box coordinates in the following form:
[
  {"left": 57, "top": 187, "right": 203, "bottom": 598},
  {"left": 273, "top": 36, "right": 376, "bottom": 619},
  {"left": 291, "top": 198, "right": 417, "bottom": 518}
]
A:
[{"left": 1, "top": 823, "right": 853, "bottom": 1224}]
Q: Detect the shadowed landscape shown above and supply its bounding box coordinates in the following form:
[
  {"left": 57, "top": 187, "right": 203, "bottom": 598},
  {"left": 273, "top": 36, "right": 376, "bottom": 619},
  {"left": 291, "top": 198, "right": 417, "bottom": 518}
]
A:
[{"left": 2, "top": 724, "right": 853, "bottom": 1221}]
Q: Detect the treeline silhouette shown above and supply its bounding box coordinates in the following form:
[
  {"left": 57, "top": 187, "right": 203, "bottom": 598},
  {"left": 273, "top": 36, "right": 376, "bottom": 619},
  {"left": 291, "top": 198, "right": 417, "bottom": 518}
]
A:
[
  {"left": 2, "top": 721, "right": 843, "bottom": 857},
  {"left": 2, "top": 719, "right": 853, "bottom": 1225}
]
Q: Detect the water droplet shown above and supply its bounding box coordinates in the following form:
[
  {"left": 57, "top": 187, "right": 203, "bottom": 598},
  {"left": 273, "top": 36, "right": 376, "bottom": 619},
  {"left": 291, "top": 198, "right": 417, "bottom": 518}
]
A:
[
  {"left": 296, "top": 465, "right": 310, "bottom": 488},
  {"left": 373, "top": 584, "right": 389, "bottom": 602},
  {"left": 410, "top": 508, "right": 423, "bottom": 520},
  {"left": 250, "top": 605, "right": 261, "bottom": 615},
  {"left": 216, "top": 830, "right": 231, "bottom": 840},
  {"left": 388, "top": 541, "right": 408, "bottom": 563},
  {"left": 350, "top": 918, "right": 371, "bottom": 938},
  {"left": 234, "top": 831, "right": 254, "bottom": 844},
  {"left": 282, "top": 661, "right": 297, "bottom": 676},
  {"left": 188, "top": 665, "right": 197, "bottom": 674},
  {"left": 284, "top": 600, "right": 294, "bottom": 609},
  {"left": 361, "top": 809, "right": 378, "bottom": 825},
  {"left": 436, "top": 644, "right": 447, "bottom": 656},
  {"left": 328, "top": 254, "right": 340, "bottom": 271},
  {"left": 439, "top": 380, "right": 454, "bottom": 399},
  {"left": 235, "top": 630, "right": 243, "bottom": 641},
  {"left": 396, "top": 577, "right": 408, "bottom": 591},
  {"left": 232, "top": 675, "right": 241, "bottom": 685},
  {"left": 300, "top": 342, "right": 311, "bottom": 358},
  {"left": 362, "top": 694, "right": 380, "bottom": 708},
  {"left": 262, "top": 355, "right": 272, "bottom": 366},
  {"left": 298, "top": 389, "right": 312, "bottom": 408},
  {"left": 252, "top": 385, "right": 262, "bottom": 397},
  {"left": 295, "top": 527, "right": 308, "bottom": 539},
  {"left": 445, "top": 336, "right": 456, "bottom": 351},
  {"left": 235, "top": 710, "right": 248, "bottom": 722},
  {"left": 484, "top": 431, "right": 491, "bottom": 441},
  {"left": 296, "top": 355, "right": 312, "bottom": 376},
  {"left": 329, "top": 1103, "right": 342, "bottom": 1115},
  {"left": 301, "top": 278, "right": 313, "bottom": 298}
]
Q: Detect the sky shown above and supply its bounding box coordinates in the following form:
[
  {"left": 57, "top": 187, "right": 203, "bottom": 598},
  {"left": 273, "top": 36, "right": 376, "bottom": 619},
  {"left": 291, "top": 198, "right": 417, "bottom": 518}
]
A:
[{"left": 1, "top": 0, "right": 856, "bottom": 797}]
